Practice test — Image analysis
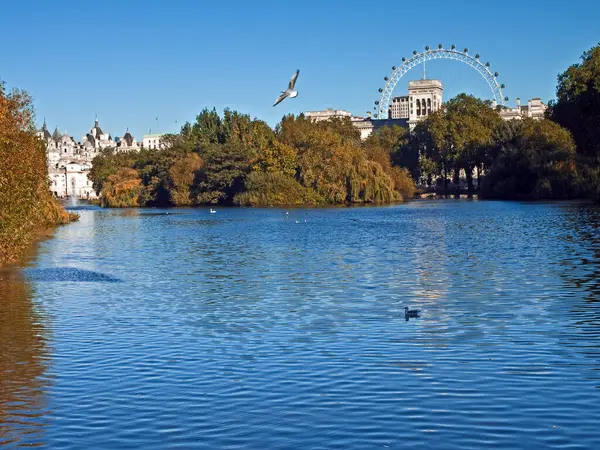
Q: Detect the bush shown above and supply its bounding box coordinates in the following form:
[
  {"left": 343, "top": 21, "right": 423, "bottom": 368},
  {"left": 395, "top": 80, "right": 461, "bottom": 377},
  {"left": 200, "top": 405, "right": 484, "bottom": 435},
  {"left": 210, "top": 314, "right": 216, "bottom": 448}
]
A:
[
  {"left": 100, "top": 168, "right": 144, "bottom": 208},
  {"left": 234, "top": 171, "right": 323, "bottom": 206}
]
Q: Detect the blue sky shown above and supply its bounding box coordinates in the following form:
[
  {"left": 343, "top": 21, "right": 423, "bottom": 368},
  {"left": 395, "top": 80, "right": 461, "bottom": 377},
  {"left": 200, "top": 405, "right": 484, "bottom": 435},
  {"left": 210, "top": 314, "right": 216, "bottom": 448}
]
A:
[{"left": 1, "top": 0, "right": 598, "bottom": 140}]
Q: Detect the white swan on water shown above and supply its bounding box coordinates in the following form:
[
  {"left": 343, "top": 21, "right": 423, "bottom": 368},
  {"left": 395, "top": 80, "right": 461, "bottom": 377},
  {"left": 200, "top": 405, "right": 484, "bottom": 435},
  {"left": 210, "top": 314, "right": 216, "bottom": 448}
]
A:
[{"left": 210, "top": 208, "right": 216, "bottom": 214}]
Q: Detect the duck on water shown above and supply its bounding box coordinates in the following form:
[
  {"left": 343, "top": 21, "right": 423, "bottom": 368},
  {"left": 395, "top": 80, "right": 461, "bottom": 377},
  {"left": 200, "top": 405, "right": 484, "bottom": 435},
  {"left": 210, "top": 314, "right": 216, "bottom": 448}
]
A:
[{"left": 405, "top": 307, "right": 420, "bottom": 320}]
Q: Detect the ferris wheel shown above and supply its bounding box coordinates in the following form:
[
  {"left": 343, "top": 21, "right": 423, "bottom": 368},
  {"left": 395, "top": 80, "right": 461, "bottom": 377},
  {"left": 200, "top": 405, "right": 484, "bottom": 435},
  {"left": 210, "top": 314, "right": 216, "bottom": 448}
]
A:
[{"left": 372, "top": 45, "right": 508, "bottom": 119}]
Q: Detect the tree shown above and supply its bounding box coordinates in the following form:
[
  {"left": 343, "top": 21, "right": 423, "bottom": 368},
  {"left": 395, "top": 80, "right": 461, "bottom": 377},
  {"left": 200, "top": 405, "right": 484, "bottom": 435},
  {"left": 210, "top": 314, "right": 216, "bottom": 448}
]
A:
[
  {"left": 481, "top": 119, "right": 578, "bottom": 199},
  {"left": 89, "top": 149, "right": 136, "bottom": 194},
  {"left": 549, "top": 43, "right": 600, "bottom": 160},
  {"left": 0, "top": 80, "right": 75, "bottom": 265},
  {"left": 444, "top": 94, "right": 502, "bottom": 197}
]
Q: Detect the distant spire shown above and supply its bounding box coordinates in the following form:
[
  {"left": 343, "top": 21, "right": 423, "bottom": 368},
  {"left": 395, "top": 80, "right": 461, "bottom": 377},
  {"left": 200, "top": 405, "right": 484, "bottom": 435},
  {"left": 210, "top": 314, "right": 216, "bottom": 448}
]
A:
[{"left": 95, "top": 112, "right": 98, "bottom": 126}]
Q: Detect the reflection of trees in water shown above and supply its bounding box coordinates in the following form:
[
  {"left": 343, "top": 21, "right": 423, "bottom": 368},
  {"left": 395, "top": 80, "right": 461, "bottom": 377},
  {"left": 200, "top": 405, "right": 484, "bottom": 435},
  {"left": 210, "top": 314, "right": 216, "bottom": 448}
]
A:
[
  {"left": 0, "top": 271, "right": 50, "bottom": 447},
  {"left": 558, "top": 204, "right": 600, "bottom": 302},
  {"left": 554, "top": 204, "right": 600, "bottom": 385}
]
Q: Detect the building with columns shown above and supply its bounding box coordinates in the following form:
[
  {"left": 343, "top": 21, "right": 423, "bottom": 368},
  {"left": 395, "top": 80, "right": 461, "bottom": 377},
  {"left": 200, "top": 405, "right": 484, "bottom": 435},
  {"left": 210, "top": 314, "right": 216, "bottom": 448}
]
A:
[{"left": 407, "top": 79, "right": 443, "bottom": 129}]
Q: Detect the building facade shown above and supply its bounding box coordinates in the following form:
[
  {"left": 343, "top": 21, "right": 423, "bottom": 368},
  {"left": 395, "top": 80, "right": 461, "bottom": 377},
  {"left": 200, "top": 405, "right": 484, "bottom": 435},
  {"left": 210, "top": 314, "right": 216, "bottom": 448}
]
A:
[
  {"left": 498, "top": 98, "right": 547, "bottom": 121},
  {"left": 304, "top": 109, "right": 353, "bottom": 122},
  {"left": 38, "top": 118, "right": 146, "bottom": 199},
  {"left": 390, "top": 95, "right": 409, "bottom": 119},
  {"left": 142, "top": 133, "right": 165, "bottom": 149},
  {"left": 407, "top": 79, "right": 443, "bottom": 129}
]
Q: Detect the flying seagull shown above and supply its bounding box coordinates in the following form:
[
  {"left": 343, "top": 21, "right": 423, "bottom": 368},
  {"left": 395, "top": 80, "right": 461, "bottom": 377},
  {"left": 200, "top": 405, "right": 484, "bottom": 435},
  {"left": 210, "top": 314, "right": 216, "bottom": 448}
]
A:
[{"left": 273, "top": 70, "right": 300, "bottom": 106}]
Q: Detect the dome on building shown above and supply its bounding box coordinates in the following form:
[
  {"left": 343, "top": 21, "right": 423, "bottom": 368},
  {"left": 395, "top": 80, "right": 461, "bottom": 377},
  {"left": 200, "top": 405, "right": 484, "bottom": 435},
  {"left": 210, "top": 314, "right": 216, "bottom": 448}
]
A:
[
  {"left": 123, "top": 131, "right": 134, "bottom": 146},
  {"left": 52, "top": 127, "right": 61, "bottom": 142},
  {"left": 40, "top": 119, "right": 52, "bottom": 140},
  {"left": 91, "top": 119, "right": 104, "bottom": 137}
]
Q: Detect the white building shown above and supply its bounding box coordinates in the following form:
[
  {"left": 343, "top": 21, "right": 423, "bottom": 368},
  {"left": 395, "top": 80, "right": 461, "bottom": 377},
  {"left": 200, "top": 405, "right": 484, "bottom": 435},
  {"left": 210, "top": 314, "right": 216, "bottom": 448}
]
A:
[
  {"left": 407, "top": 79, "right": 443, "bottom": 129},
  {"left": 498, "top": 98, "right": 547, "bottom": 121},
  {"left": 48, "top": 161, "right": 95, "bottom": 199},
  {"left": 142, "top": 133, "right": 165, "bottom": 149},
  {"left": 116, "top": 129, "right": 140, "bottom": 152},
  {"left": 81, "top": 118, "right": 115, "bottom": 150},
  {"left": 304, "top": 109, "right": 353, "bottom": 122},
  {"left": 390, "top": 95, "right": 410, "bottom": 119}
]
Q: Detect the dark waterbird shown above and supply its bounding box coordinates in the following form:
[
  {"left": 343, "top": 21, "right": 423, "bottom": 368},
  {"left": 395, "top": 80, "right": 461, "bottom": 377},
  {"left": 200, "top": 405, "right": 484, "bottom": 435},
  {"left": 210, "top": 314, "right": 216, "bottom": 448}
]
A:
[
  {"left": 404, "top": 307, "right": 421, "bottom": 319},
  {"left": 23, "top": 267, "right": 121, "bottom": 283}
]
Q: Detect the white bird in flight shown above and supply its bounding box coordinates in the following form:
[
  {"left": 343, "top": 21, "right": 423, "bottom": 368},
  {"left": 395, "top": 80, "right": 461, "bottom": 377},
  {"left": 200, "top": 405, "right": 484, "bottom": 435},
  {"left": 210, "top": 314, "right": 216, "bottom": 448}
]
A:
[{"left": 273, "top": 70, "right": 300, "bottom": 106}]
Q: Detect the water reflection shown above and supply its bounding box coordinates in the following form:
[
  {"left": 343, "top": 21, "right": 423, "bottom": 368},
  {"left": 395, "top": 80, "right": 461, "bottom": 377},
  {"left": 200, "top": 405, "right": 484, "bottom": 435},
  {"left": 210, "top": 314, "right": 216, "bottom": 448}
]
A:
[{"left": 0, "top": 270, "right": 50, "bottom": 447}]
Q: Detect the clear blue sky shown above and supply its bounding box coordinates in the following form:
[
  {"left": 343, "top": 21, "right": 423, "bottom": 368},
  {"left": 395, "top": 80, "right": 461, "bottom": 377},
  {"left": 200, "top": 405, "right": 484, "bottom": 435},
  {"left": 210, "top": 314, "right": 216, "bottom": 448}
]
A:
[{"left": 1, "top": 0, "right": 598, "bottom": 140}]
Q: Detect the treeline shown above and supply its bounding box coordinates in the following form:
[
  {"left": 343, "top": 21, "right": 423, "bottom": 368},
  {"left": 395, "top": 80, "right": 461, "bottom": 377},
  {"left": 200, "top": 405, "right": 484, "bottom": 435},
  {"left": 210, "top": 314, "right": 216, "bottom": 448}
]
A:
[
  {"left": 89, "top": 111, "right": 416, "bottom": 207},
  {"left": 91, "top": 43, "right": 600, "bottom": 206},
  {"left": 0, "top": 80, "right": 77, "bottom": 267}
]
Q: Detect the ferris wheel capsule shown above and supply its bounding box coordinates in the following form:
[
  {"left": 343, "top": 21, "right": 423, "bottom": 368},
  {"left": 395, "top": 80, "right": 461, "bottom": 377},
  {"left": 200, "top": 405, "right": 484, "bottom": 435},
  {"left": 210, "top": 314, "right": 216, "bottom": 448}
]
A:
[
  {"left": 384, "top": 77, "right": 389, "bottom": 81},
  {"left": 451, "top": 45, "right": 456, "bottom": 50},
  {"left": 402, "top": 57, "right": 406, "bottom": 62},
  {"left": 378, "top": 88, "right": 383, "bottom": 93},
  {"left": 475, "top": 53, "right": 480, "bottom": 59},
  {"left": 438, "top": 44, "right": 443, "bottom": 49},
  {"left": 495, "top": 72, "right": 499, "bottom": 77},
  {"left": 392, "top": 66, "right": 396, "bottom": 70},
  {"left": 425, "top": 46, "right": 430, "bottom": 51},
  {"left": 464, "top": 48, "right": 469, "bottom": 53},
  {"left": 413, "top": 50, "right": 418, "bottom": 55},
  {"left": 486, "top": 62, "right": 491, "bottom": 67},
  {"left": 504, "top": 97, "right": 509, "bottom": 102}
]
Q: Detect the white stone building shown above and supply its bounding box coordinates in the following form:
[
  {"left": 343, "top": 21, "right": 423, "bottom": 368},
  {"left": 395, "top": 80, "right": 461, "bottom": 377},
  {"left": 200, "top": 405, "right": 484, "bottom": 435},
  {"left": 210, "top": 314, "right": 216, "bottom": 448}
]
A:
[
  {"left": 81, "top": 119, "right": 115, "bottom": 150},
  {"left": 48, "top": 161, "right": 95, "bottom": 199},
  {"left": 142, "top": 133, "right": 165, "bottom": 149},
  {"left": 390, "top": 95, "right": 410, "bottom": 119},
  {"left": 304, "top": 109, "right": 353, "bottom": 122},
  {"left": 498, "top": 98, "right": 547, "bottom": 121},
  {"left": 407, "top": 79, "right": 443, "bottom": 129},
  {"left": 116, "top": 130, "right": 140, "bottom": 152}
]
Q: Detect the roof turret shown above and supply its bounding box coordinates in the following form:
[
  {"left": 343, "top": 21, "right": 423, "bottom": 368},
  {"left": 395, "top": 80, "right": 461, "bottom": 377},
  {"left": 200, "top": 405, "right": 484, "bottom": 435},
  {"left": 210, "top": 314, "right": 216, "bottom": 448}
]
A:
[{"left": 52, "top": 127, "right": 61, "bottom": 142}]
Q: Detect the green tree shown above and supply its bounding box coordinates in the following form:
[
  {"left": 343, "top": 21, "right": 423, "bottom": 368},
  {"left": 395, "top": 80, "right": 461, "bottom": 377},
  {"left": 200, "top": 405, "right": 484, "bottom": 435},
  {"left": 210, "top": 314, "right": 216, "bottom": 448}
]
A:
[
  {"left": 481, "top": 119, "right": 578, "bottom": 199},
  {"left": 549, "top": 43, "right": 600, "bottom": 160}
]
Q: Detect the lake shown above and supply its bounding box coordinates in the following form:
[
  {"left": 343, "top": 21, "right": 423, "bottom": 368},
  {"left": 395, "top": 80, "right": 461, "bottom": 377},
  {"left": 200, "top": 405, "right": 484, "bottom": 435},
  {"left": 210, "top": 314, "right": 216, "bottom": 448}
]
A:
[{"left": 1, "top": 200, "right": 600, "bottom": 449}]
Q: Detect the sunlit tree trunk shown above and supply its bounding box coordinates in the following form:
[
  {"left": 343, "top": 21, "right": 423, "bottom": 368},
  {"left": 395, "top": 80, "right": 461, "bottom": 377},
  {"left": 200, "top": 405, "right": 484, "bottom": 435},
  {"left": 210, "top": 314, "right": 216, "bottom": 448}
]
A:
[{"left": 466, "top": 165, "right": 474, "bottom": 198}]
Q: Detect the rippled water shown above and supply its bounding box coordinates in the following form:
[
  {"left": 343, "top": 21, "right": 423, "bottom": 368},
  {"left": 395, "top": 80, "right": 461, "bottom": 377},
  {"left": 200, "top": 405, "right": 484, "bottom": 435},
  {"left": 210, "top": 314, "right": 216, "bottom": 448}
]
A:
[{"left": 2, "top": 201, "right": 600, "bottom": 449}]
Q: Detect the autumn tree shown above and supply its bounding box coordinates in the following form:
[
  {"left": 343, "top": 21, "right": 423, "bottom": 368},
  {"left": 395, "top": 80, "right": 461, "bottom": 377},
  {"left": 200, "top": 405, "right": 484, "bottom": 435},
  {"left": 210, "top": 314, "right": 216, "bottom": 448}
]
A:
[{"left": 0, "top": 80, "right": 75, "bottom": 266}]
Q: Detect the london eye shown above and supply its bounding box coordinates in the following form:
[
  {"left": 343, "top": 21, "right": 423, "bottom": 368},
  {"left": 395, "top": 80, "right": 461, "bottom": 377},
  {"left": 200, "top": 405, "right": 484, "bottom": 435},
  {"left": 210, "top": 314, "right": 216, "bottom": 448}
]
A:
[{"left": 372, "top": 45, "right": 507, "bottom": 119}]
